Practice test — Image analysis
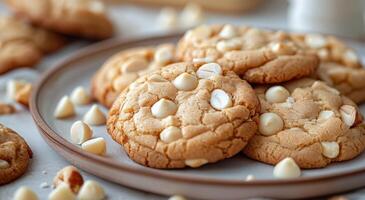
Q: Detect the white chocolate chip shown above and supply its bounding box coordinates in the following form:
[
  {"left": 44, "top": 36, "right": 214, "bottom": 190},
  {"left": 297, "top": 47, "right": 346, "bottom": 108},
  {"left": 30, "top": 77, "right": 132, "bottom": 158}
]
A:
[
  {"left": 343, "top": 50, "right": 359, "bottom": 65},
  {"left": 151, "top": 99, "right": 177, "bottom": 118},
  {"left": 169, "top": 195, "right": 187, "bottom": 200},
  {"left": 157, "top": 7, "right": 178, "bottom": 30},
  {"left": 305, "top": 34, "right": 327, "bottom": 49},
  {"left": 88, "top": 0, "right": 105, "bottom": 14},
  {"left": 173, "top": 73, "right": 198, "bottom": 91},
  {"left": 70, "top": 121, "right": 93, "bottom": 144},
  {"left": 70, "top": 86, "right": 90, "bottom": 105},
  {"left": 160, "top": 126, "right": 182, "bottom": 143},
  {"left": 270, "top": 42, "right": 295, "bottom": 55},
  {"left": 13, "top": 186, "right": 38, "bottom": 200},
  {"left": 210, "top": 89, "right": 232, "bottom": 110},
  {"left": 6, "top": 79, "right": 27, "bottom": 100},
  {"left": 121, "top": 58, "right": 149, "bottom": 73},
  {"left": 154, "top": 46, "right": 173, "bottom": 65},
  {"left": 81, "top": 137, "right": 106, "bottom": 156},
  {"left": 321, "top": 142, "right": 340, "bottom": 158},
  {"left": 196, "top": 63, "right": 222, "bottom": 79},
  {"left": 54, "top": 96, "right": 75, "bottom": 119},
  {"left": 185, "top": 159, "right": 208, "bottom": 168},
  {"left": 216, "top": 39, "right": 241, "bottom": 52},
  {"left": 180, "top": 2, "right": 204, "bottom": 28},
  {"left": 265, "top": 86, "right": 290, "bottom": 103},
  {"left": 273, "top": 157, "right": 301, "bottom": 179},
  {"left": 192, "top": 56, "right": 214, "bottom": 64},
  {"left": 83, "top": 105, "right": 106, "bottom": 126},
  {"left": 219, "top": 24, "right": 237, "bottom": 39},
  {"left": 318, "top": 49, "right": 329, "bottom": 60},
  {"left": 245, "top": 174, "right": 255, "bottom": 181},
  {"left": 259, "top": 113, "right": 284, "bottom": 136},
  {"left": 0, "top": 159, "right": 9, "bottom": 169},
  {"left": 49, "top": 183, "right": 75, "bottom": 200},
  {"left": 340, "top": 105, "right": 357, "bottom": 127},
  {"left": 318, "top": 110, "right": 335, "bottom": 122},
  {"left": 77, "top": 180, "right": 105, "bottom": 200}
]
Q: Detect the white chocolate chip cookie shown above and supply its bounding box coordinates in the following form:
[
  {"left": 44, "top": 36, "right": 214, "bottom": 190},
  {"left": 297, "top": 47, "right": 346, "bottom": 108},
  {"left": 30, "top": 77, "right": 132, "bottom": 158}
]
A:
[
  {"left": 244, "top": 78, "right": 365, "bottom": 168},
  {"left": 91, "top": 44, "right": 177, "bottom": 108},
  {"left": 107, "top": 62, "right": 260, "bottom": 168},
  {"left": 176, "top": 24, "right": 319, "bottom": 84}
]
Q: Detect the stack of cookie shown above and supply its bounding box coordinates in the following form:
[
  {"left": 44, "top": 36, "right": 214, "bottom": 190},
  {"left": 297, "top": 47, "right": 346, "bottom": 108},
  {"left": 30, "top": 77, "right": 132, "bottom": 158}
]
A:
[
  {"left": 0, "top": 0, "right": 114, "bottom": 74},
  {"left": 91, "top": 24, "right": 365, "bottom": 172}
]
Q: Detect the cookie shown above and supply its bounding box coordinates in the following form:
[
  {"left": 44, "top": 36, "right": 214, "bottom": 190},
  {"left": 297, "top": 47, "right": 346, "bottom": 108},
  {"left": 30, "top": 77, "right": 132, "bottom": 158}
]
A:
[
  {"left": 290, "top": 33, "right": 365, "bottom": 103},
  {"left": 107, "top": 62, "right": 260, "bottom": 168},
  {"left": 0, "top": 15, "right": 65, "bottom": 74},
  {"left": 92, "top": 44, "right": 177, "bottom": 108},
  {"left": 244, "top": 78, "right": 365, "bottom": 168},
  {"left": 176, "top": 24, "right": 319, "bottom": 84},
  {"left": 6, "top": 0, "right": 114, "bottom": 39},
  {"left": 0, "top": 124, "right": 33, "bottom": 184}
]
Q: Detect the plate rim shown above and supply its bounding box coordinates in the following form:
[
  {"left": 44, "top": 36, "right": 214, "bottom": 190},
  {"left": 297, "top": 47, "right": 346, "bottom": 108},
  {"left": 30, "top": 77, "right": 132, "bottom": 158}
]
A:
[{"left": 29, "top": 33, "right": 365, "bottom": 187}]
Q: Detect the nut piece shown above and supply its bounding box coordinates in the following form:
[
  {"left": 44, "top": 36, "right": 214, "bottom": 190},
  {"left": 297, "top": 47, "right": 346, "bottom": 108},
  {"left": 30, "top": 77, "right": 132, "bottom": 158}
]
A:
[
  {"left": 54, "top": 96, "right": 75, "bottom": 119},
  {"left": 151, "top": 98, "right": 177, "bottom": 118},
  {"left": 13, "top": 186, "right": 38, "bottom": 200},
  {"left": 154, "top": 46, "right": 174, "bottom": 65},
  {"left": 160, "top": 126, "right": 182, "bottom": 143},
  {"left": 305, "top": 34, "right": 327, "bottom": 49},
  {"left": 169, "top": 195, "right": 187, "bottom": 200},
  {"left": 340, "top": 105, "right": 357, "bottom": 127},
  {"left": 219, "top": 24, "right": 237, "bottom": 39},
  {"left": 83, "top": 105, "right": 106, "bottom": 126},
  {"left": 318, "top": 110, "right": 335, "bottom": 122},
  {"left": 6, "top": 80, "right": 27, "bottom": 100},
  {"left": 15, "top": 83, "right": 32, "bottom": 107},
  {"left": 321, "top": 142, "right": 340, "bottom": 158},
  {"left": 265, "top": 86, "right": 290, "bottom": 103},
  {"left": 196, "top": 63, "right": 222, "bottom": 79},
  {"left": 70, "top": 86, "right": 90, "bottom": 105},
  {"left": 53, "top": 166, "right": 84, "bottom": 193},
  {"left": 0, "top": 159, "right": 10, "bottom": 169},
  {"left": 245, "top": 174, "right": 255, "bottom": 181},
  {"left": 185, "top": 158, "right": 208, "bottom": 168},
  {"left": 121, "top": 58, "right": 149, "bottom": 73},
  {"left": 77, "top": 180, "right": 105, "bottom": 200},
  {"left": 81, "top": 137, "right": 106, "bottom": 156},
  {"left": 210, "top": 89, "right": 232, "bottom": 110},
  {"left": 49, "top": 183, "right": 76, "bottom": 200},
  {"left": 311, "top": 81, "right": 340, "bottom": 95},
  {"left": 273, "top": 157, "right": 301, "bottom": 179},
  {"left": 259, "top": 113, "right": 284, "bottom": 136},
  {"left": 0, "top": 102, "right": 16, "bottom": 115},
  {"left": 173, "top": 73, "right": 198, "bottom": 91},
  {"left": 70, "top": 121, "right": 93, "bottom": 145}
]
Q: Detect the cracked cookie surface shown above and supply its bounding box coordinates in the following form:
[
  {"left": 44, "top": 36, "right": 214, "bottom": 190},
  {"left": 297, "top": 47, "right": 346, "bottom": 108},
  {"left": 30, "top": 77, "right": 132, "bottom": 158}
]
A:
[
  {"left": 92, "top": 44, "right": 177, "bottom": 108},
  {"left": 0, "top": 15, "right": 65, "bottom": 74},
  {"left": 6, "top": 0, "right": 114, "bottom": 39},
  {"left": 107, "top": 62, "right": 260, "bottom": 168},
  {"left": 176, "top": 24, "right": 319, "bottom": 84},
  {"left": 244, "top": 78, "right": 365, "bottom": 168},
  {"left": 0, "top": 124, "right": 33, "bottom": 185},
  {"left": 290, "top": 33, "right": 365, "bottom": 104}
]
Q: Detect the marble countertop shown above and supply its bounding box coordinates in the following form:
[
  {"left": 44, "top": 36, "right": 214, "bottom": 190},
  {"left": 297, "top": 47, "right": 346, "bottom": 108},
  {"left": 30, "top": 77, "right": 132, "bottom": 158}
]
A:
[{"left": 1, "top": 1, "right": 365, "bottom": 199}]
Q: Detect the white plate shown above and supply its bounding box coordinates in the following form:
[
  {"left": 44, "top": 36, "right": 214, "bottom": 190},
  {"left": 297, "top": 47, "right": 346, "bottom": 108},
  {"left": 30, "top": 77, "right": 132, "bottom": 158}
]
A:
[{"left": 30, "top": 34, "right": 365, "bottom": 199}]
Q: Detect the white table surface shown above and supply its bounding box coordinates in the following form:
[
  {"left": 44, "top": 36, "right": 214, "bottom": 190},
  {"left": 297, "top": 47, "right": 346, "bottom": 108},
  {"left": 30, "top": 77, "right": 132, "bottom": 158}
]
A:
[{"left": 1, "top": 1, "right": 365, "bottom": 199}]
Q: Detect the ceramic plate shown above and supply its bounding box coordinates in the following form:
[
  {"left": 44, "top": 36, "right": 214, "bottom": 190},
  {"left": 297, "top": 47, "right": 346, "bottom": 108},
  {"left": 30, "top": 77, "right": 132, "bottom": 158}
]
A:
[{"left": 30, "top": 34, "right": 365, "bottom": 199}]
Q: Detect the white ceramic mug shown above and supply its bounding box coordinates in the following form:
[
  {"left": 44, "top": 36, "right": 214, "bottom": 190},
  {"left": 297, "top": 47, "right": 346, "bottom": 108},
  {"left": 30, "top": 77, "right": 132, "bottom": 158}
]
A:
[{"left": 288, "top": 0, "right": 365, "bottom": 39}]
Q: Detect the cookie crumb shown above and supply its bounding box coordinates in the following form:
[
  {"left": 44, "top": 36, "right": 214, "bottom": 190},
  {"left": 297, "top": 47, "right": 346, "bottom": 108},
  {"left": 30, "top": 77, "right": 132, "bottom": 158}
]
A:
[
  {"left": 42, "top": 170, "right": 47, "bottom": 175},
  {"left": 0, "top": 102, "right": 16, "bottom": 115},
  {"left": 40, "top": 182, "right": 50, "bottom": 189}
]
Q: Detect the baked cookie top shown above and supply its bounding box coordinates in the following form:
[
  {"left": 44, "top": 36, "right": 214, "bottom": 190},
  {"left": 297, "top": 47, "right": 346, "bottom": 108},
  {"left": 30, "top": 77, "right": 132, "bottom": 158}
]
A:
[
  {"left": 92, "top": 44, "right": 177, "bottom": 108},
  {"left": 0, "top": 16, "right": 65, "bottom": 74},
  {"left": 6, "top": 0, "right": 114, "bottom": 39},
  {"left": 244, "top": 78, "right": 365, "bottom": 168},
  {"left": 107, "top": 62, "right": 260, "bottom": 168},
  {"left": 176, "top": 24, "right": 319, "bottom": 84},
  {"left": 0, "top": 124, "right": 32, "bottom": 185}
]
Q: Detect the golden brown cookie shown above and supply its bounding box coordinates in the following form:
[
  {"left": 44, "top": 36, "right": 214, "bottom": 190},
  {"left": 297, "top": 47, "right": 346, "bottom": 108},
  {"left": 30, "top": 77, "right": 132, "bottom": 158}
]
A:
[
  {"left": 107, "top": 62, "right": 260, "bottom": 168},
  {"left": 176, "top": 24, "right": 319, "bottom": 84},
  {"left": 0, "top": 15, "right": 65, "bottom": 74},
  {"left": 0, "top": 124, "right": 33, "bottom": 185},
  {"left": 6, "top": 0, "right": 114, "bottom": 39},
  {"left": 244, "top": 78, "right": 365, "bottom": 168},
  {"left": 290, "top": 33, "right": 365, "bottom": 104},
  {"left": 92, "top": 44, "right": 177, "bottom": 108}
]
